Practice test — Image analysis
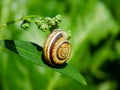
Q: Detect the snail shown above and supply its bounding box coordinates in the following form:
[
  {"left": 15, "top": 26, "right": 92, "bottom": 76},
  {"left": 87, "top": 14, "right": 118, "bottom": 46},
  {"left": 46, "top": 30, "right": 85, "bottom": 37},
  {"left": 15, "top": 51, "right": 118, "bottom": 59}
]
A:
[{"left": 44, "top": 29, "right": 71, "bottom": 66}]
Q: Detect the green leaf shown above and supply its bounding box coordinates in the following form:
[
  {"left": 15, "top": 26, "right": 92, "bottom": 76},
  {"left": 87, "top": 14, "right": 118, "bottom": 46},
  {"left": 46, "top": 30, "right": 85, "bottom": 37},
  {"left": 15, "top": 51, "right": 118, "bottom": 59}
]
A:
[{"left": 0, "top": 40, "right": 86, "bottom": 85}]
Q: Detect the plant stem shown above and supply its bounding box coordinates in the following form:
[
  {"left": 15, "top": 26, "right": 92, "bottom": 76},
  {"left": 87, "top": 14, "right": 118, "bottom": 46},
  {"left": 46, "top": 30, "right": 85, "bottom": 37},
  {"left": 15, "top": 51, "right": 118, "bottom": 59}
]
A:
[
  {"left": 24, "top": 15, "right": 41, "bottom": 19},
  {"left": 0, "top": 15, "right": 41, "bottom": 28},
  {"left": 0, "top": 17, "right": 23, "bottom": 28}
]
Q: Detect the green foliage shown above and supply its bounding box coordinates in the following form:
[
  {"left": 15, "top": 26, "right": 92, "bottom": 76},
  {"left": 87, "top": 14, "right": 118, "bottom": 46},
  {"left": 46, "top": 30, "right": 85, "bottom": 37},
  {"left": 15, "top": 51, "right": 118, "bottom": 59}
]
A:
[
  {"left": 0, "top": 40, "right": 86, "bottom": 85},
  {"left": 0, "top": 0, "right": 120, "bottom": 90}
]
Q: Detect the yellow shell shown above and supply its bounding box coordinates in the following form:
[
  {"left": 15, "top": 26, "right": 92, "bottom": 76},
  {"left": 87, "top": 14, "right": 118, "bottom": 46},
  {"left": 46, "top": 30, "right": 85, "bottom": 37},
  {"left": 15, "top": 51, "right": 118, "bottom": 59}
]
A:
[{"left": 44, "top": 29, "right": 71, "bottom": 66}]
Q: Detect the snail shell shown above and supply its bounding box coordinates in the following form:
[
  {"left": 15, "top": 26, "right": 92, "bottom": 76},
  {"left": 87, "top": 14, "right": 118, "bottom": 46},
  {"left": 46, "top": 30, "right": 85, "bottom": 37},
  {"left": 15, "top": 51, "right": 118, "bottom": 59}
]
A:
[{"left": 44, "top": 29, "right": 71, "bottom": 66}]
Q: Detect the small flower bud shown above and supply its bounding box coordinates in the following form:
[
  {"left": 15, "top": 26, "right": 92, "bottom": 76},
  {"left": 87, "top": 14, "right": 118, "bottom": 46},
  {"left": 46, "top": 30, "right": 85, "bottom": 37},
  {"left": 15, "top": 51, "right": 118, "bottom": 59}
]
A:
[
  {"left": 35, "top": 18, "right": 42, "bottom": 26},
  {"left": 21, "top": 23, "right": 30, "bottom": 30},
  {"left": 45, "top": 17, "right": 52, "bottom": 22},
  {"left": 20, "top": 19, "right": 31, "bottom": 30},
  {"left": 48, "top": 19, "right": 56, "bottom": 26},
  {"left": 55, "top": 15, "right": 62, "bottom": 23},
  {"left": 38, "top": 23, "right": 49, "bottom": 31}
]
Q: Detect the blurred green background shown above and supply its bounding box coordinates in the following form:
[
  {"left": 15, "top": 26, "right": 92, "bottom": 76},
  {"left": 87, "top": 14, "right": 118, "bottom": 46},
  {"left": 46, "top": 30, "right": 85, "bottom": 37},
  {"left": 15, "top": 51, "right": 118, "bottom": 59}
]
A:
[{"left": 0, "top": 0, "right": 120, "bottom": 90}]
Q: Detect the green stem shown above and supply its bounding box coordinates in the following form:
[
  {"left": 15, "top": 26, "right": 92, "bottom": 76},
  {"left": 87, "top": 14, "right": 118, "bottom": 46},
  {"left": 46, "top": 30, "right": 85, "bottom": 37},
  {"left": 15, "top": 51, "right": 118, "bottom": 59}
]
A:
[
  {"left": 0, "top": 15, "right": 61, "bottom": 32},
  {"left": 0, "top": 15, "right": 41, "bottom": 28},
  {"left": 0, "top": 17, "right": 23, "bottom": 28},
  {"left": 24, "top": 15, "right": 41, "bottom": 19}
]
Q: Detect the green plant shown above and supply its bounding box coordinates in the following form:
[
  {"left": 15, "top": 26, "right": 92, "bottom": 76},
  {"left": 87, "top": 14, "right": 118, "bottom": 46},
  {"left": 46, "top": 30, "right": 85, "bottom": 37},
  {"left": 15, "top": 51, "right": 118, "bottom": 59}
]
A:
[
  {"left": 1, "top": 0, "right": 120, "bottom": 90},
  {"left": 0, "top": 15, "right": 86, "bottom": 85}
]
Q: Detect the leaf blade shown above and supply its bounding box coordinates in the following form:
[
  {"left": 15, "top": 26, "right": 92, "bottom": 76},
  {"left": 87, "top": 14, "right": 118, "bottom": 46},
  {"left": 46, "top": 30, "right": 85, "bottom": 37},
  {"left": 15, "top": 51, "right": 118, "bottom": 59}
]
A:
[{"left": 0, "top": 40, "right": 86, "bottom": 85}]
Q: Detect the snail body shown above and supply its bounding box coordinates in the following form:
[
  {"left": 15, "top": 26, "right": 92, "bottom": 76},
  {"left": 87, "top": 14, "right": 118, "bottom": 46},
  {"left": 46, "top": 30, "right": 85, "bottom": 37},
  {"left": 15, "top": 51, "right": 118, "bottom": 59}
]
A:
[{"left": 44, "top": 29, "right": 71, "bottom": 66}]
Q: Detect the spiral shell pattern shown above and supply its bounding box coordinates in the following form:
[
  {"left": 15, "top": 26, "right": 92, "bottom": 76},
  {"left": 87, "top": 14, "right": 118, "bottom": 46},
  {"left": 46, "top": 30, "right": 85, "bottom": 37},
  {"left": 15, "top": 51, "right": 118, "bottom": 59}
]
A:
[{"left": 44, "top": 30, "right": 71, "bottom": 66}]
